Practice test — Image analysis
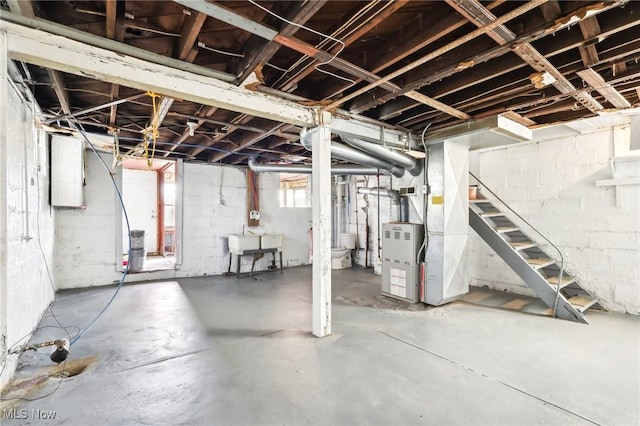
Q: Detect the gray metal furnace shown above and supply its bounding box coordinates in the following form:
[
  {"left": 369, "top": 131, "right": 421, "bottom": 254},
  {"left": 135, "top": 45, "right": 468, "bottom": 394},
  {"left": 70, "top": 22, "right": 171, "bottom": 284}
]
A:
[{"left": 382, "top": 222, "right": 424, "bottom": 303}]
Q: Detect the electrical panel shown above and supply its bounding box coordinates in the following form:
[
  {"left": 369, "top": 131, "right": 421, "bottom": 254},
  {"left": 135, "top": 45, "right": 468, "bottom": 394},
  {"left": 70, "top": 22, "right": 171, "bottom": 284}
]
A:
[
  {"left": 381, "top": 223, "right": 424, "bottom": 303},
  {"left": 51, "top": 135, "right": 84, "bottom": 207}
]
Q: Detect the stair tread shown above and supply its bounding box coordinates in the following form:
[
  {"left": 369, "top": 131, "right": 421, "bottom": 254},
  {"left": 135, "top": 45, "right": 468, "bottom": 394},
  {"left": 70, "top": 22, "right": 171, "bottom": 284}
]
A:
[
  {"left": 526, "top": 258, "right": 555, "bottom": 268},
  {"left": 470, "top": 199, "right": 492, "bottom": 203},
  {"left": 568, "top": 295, "right": 598, "bottom": 311},
  {"left": 496, "top": 226, "right": 520, "bottom": 233},
  {"left": 547, "top": 276, "right": 575, "bottom": 286},
  {"left": 526, "top": 257, "right": 552, "bottom": 264},
  {"left": 480, "top": 211, "right": 504, "bottom": 217},
  {"left": 510, "top": 241, "right": 537, "bottom": 249}
]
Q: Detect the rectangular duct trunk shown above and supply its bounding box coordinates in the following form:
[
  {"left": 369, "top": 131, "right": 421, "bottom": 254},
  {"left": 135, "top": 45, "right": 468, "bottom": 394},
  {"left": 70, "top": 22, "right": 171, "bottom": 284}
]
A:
[
  {"left": 425, "top": 114, "right": 532, "bottom": 151},
  {"left": 423, "top": 141, "right": 469, "bottom": 305}
]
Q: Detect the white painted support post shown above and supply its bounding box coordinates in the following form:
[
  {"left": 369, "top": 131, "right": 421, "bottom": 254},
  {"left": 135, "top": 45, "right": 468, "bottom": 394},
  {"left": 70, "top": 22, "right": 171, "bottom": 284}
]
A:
[
  {"left": 0, "top": 30, "right": 9, "bottom": 385},
  {"left": 312, "top": 111, "right": 332, "bottom": 337}
]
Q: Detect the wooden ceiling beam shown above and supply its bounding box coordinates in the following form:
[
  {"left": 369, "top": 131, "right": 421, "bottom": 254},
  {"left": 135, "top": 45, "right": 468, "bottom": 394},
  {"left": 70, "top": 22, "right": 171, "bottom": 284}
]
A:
[
  {"left": 358, "top": 4, "right": 635, "bottom": 123},
  {"left": 5, "top": 0, "right": 35, "bottom": 17},
  {"left": 539, "top": 1, "right": 562, "bottom": 21},
  {"left": 323, "top": 0, "right": 548, "bottom": 112},
  {"left": 109, "top": 84, "right": 120, "bottom": 125},
  {"left": 7, "top": 0, "right": 74, "bottom": 116},
  {"left": 176, "top": 11, "right": 207, "bottom": 61},
  {"left": 613, "top": 61, "right": 627, "bottom": 76},
  {"left": 165, "top": 110, "right": 279, "bottom": 133},
  {"left": 577, "top": 68, "right": 631, "bottom": 109},
  {"left": 209, "top": 122, "right": 292, "bottom": 163},
  {"left": 4, "top": 20, "right": 316, "bottom": 126},
  {"left": 578, "top": 16, "right": 601, "bottom": 67},
  {"left": 447, "top": 0, "right": 602, "bottom": 113},
  {"left": 374, "top": 4, "right": 640, "bottom": 122},
  {"left": 105, "top": 0, "right": 117, "bottom": 39},
  {"left": 179, "top": 0, "right": 467, "bottom": 120},
  {"left": 105, "top": 0, "right": 125, "bottom": 126},
  {"left": 233, "top": 0, "right": 327, "bottom": 85},
  {"left": 441, "top": 66, "right": 640, "bottom": 126},
  {"left": 277, "top": 0, "right": 410, "bottom": 93},
  {"left": 150, "top": 9, "right": 208, "bottom": 155},
  {"left": 188, "top": 114, "right": 256, "bottom": 157},
  {"left": 47, "top": 69, "right": 71, "bottom": 115},
  {"left": 346, "top": 1, "right": 627, "bottom": 114},
  {"left": 317, "top": 1, "right": 506, "bottom": 103},
  {"left": 267, "top": 139, "right": 289, "bottom": 150}
]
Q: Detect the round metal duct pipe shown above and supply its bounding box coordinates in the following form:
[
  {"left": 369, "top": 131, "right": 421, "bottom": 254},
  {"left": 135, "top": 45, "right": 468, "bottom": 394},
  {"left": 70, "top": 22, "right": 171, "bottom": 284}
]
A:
[
  {"left": 247, "top": 157, "right": 383, "bottom": 175},
  {"left": 331, "top": 143, "right": 405, "bottom": 178},
  {"left": 356, "top": 186, "right": 400, "bottom": 201},
  {"left": 357, "top": 186, "right": 408, "bottom": 222},
  {"left": 300, "top": 128, "right": 405, "bottom": 178},
  {"left": 342, "top": 136, "right": 422, "bottom": 176},
  {"left": 356, "top": 186, "right": 409, "bottom": 222}
]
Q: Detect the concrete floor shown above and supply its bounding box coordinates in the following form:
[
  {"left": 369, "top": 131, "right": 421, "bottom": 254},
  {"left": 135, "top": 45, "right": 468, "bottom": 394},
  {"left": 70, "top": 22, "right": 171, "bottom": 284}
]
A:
[{"left": 2, "top": 266, "right": 639, "bottom": 425}]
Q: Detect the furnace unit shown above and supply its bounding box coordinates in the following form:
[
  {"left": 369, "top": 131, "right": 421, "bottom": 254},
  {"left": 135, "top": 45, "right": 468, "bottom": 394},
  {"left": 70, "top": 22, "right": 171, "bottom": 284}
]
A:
[{"left": 382, "top": 223, "right": 424, "bottom": 303}]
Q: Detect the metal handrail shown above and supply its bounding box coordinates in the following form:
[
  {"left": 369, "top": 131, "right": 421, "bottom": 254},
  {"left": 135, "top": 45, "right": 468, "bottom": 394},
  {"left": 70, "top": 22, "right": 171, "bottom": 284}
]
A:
[{"left": 469, "top": 172, "right": 565, "bottom": 317}]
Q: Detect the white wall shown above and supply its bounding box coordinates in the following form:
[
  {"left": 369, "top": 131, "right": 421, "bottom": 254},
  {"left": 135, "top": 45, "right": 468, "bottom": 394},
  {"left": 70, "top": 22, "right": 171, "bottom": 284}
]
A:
[
  {"left": 54, "top": 152, "right": 119, "bottom": 288},
  {"left": 1, "top": 82, "right": 55, "bottom": 387},
  {"left": 54, "top": 158, "right": 312, "bottom": 288},
  {"left": 469, "top": 126, "right": 640, "bottom": 314},
  {"left": 180, "top": 163, "right": 312, "bottom": 276}
]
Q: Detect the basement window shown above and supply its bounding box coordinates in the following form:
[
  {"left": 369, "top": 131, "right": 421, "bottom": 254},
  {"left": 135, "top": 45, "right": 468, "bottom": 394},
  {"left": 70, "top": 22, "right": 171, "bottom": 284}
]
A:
[{"left": 280, "top": 174, "right": 310, "bottom": 208}]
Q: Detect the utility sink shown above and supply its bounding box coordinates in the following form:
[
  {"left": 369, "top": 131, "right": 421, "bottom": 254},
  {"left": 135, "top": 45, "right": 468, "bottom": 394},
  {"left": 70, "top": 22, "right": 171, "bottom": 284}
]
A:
[
  {"left": 228, "top": 234, "right": 260, "bottom": 252},
  {"left": 261, "top": 234, "right": 283, "bottom": 250}
]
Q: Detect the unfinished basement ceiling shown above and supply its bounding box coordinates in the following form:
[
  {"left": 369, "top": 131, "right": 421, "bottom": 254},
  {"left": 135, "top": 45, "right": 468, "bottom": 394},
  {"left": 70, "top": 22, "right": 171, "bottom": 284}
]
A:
[{"left": 4, "top": 0, "right": 640, "bottom": 165}]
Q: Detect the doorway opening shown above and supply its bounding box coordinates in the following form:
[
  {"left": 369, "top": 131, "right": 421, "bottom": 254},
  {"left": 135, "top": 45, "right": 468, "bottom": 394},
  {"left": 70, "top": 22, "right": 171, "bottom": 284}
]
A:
[{"left": 121, "top": 158, "right": 176, "bottom": 272}]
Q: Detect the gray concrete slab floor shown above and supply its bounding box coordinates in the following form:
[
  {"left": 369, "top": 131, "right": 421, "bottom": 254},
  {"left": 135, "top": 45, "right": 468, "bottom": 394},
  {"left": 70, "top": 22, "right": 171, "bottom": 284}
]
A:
[{"left": 2, "top": 266, "right": 639, "bottom": 425}]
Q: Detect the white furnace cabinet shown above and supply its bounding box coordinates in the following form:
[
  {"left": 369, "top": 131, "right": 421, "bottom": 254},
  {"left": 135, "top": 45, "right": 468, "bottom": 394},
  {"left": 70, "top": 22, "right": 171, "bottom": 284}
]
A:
[{"left": 382, "top": 222, "right": 424, "bottom": 303}]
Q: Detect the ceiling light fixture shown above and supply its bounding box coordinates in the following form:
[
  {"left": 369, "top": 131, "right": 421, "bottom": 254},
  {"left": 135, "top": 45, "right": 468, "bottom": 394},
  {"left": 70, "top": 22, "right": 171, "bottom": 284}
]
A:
[{"left": 187, "top": 121, "right": 198, "bottom": 136}]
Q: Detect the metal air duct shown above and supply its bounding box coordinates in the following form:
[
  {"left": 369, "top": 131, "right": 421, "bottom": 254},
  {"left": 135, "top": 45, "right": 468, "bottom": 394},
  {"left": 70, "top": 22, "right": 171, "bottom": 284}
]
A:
[
  {"left": 342, "top": 136, "right": 422, "bottom": 176},
  {"left": 356, "top": 187, "right": 407, "bottom": 222},
  {"left": 300, "top": 128, "right": 405, "bottom": 178},
  {"left": 248, "top": 157, "right": 382, "bottom": 175},
  {"left": 424, "top": 114, "right": 531, "bottom": 150}
]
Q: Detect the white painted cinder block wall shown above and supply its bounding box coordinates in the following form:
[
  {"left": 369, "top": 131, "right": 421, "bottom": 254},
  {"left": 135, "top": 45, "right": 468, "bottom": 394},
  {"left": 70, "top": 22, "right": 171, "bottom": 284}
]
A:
[
  {"left": 54, "top": 152, "right": 119, "bottom": 288},
  {"left": 180, "top": 163, "right": 311, "bottom": 276},
  {"left": 1, "top": 83, "right": 55, "bottom": 387},
  {"left": 469, "top": 127, "right": 640, "bottom": 314},
  {"left": 54, "top": 158, "right": 312, "bottom": 288}
]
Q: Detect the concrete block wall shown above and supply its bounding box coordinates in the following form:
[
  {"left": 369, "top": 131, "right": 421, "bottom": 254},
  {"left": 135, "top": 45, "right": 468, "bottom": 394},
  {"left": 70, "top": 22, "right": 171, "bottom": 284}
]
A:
[
  {"left": 54, "top": 159, "right": 312, "bottom": 288},
  {"left": 1, "top": 84, "right": 55, "bottom": 387},
  {"left": 54, "top": 152, "right": 120, "bottom": 288},
  {"left": 180, "top": 163, "right": 311, "bottom": 276},
  {"left": 469, "top": 128, "right": 640, "bottom": 314}
]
